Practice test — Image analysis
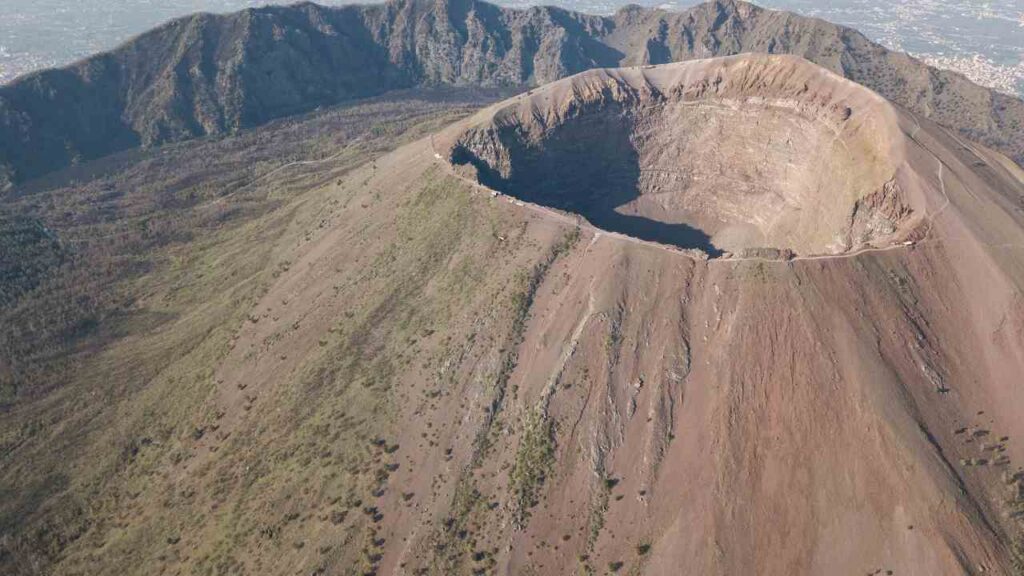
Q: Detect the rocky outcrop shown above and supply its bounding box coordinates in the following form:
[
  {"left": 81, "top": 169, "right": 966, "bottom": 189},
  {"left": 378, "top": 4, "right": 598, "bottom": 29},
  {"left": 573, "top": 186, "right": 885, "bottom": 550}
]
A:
[{"left": 846, "top": 179, "right": 915, "bottom": 250}]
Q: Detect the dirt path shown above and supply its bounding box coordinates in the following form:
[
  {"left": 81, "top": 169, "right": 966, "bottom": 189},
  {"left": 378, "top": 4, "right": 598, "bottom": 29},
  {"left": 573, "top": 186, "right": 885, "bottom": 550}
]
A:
[{"left": 538, "top": 276, "right": 598, "bottom": 417}]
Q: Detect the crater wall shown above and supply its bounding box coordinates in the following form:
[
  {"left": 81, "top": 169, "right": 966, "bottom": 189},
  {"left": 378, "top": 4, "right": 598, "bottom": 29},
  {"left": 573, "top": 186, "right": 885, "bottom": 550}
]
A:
[{"left": 443, "top": 55, "right": 923, "bottom": 257}]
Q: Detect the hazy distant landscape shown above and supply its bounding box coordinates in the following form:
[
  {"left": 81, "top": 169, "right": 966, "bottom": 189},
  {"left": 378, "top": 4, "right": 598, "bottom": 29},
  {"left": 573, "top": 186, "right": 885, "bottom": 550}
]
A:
[{"left": 2, "top": 0, "right": 1023, "bottom": 96}]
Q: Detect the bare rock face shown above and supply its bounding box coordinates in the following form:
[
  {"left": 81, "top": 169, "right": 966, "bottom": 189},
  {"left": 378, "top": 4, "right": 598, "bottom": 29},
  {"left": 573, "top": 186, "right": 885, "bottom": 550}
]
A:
[{"left": 442, "top": 55, "right": 922, "bottom": 256}]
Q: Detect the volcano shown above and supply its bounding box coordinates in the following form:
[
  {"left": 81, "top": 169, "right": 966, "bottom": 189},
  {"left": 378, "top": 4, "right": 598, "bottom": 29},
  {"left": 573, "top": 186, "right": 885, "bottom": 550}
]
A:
[
  {"left": 6, "top": 38, "right": 1024, "bottom": 576},
  {"left": 397, "top": 55, "right": 1024, "bottom": 574}
]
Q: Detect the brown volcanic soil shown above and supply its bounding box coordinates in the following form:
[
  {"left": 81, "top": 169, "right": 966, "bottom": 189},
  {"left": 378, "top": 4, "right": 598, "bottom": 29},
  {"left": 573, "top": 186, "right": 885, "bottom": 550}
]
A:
[
  {"left": 439, "top": 55, "right": 925, "bottom": 257},
  {"left": 378, "top": 57, "right": 1024, "bottom": 574},
  {"left": 162, "top": 55, "right": 1024, "bottom": 575},
  {"left": 6, "top": 57, "right": 1024, "bottom": 576}
]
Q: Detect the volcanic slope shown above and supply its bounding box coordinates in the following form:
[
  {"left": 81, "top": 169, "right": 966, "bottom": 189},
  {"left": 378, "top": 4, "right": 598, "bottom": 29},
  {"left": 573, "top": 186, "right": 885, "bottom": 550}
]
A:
[
  {"left": 254, "top": 56, "right": 1024, "bottom": 575},
  {"left": 6, "top": 55, "right": 1024, "bottom": 576}
]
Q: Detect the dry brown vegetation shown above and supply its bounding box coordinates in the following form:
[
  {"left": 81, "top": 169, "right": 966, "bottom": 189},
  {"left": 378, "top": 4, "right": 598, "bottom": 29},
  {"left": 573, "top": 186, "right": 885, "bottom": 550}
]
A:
[
  {"left": 0, "top": 87, "right": 508, "bottom": 575},
  {"left": 0, "top": 87, "right": 511, "bottom": 406}
]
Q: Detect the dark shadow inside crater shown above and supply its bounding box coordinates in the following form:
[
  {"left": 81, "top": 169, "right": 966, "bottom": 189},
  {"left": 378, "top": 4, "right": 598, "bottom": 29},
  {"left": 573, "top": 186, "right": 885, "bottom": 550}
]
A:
[
  {"left": 451, "top": 109, "right": 722, "bottom": 256},
  {"left": 584, "top": 209, "right": 720, "bottom": 256}
]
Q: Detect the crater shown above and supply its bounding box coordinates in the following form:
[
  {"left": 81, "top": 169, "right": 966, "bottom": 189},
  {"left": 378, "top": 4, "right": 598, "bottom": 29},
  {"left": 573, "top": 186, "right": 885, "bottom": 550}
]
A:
[{"left": 441, "top": 55, "right": 920, "bottom": 258}]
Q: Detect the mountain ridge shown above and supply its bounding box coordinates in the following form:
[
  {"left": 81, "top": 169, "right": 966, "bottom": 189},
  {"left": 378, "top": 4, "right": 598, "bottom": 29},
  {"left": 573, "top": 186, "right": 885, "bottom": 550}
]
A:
[{"left": 1, "top": 0, "right": 1023, "bottom": 191}]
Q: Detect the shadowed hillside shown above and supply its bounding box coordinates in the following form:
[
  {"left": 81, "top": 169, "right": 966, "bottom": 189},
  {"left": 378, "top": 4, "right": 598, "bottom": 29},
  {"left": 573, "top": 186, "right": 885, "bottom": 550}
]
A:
[{"left": 2, "top": 0, "right": 1024, "bottom": 191}]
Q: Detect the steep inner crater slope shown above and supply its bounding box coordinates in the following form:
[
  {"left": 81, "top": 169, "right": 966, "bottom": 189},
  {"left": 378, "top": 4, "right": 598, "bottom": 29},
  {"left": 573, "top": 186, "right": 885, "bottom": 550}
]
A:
[{"left": 443, "top": 55, "right": 922, "bottom": 257}]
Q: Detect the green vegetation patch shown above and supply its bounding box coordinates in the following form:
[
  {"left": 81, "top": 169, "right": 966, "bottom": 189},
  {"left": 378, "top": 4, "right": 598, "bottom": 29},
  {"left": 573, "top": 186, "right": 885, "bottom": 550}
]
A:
[{"left": 510, "top": 409, "right": 555, "bottom": 525}]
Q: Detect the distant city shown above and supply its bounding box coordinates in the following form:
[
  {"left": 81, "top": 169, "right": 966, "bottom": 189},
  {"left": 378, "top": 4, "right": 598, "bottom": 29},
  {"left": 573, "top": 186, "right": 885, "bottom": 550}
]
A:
[
  {"left": 750, "top": 0, "right": 1024, "bottom": 97},
  {"left": 1, "top": 0, "right": 1022, "bottom": 96}
]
